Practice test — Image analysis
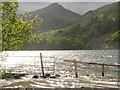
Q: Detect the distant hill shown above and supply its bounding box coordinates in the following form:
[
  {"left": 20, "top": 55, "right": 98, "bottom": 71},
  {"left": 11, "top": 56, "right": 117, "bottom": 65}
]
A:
[
  {"left": 29, "top": 3, "right": 81, "bottom": 32},
  {"left": 23, "top": 2, "right": 119, "bottom": 50}
]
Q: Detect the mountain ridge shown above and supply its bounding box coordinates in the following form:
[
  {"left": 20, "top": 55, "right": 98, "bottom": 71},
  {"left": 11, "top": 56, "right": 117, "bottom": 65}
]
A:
[
  {"left": 23, "top": 2, "right": 119, "bottom": 50},
  {"left": 29, "top": 3, "right": 81, "bottom": 32}
]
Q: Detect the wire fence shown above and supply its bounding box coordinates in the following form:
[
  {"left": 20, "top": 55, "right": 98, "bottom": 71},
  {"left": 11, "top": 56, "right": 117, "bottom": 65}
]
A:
[
  {"left": 0, "top": 55, "right": 56, "bottom": 75},
  {"left": 0, "top": 53, "right": 119, "bottom": 78}
]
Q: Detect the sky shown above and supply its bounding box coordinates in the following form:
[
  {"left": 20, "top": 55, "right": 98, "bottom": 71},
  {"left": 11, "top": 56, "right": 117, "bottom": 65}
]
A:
[
  {"left": 17, "top": 0, "right": 118, "bottom": 2},
  {"left": 3, "top": 0, "right": 118, "bottom": 2},
  {"left": 18, "top": 2, "right": 114, "bottom": 15}
]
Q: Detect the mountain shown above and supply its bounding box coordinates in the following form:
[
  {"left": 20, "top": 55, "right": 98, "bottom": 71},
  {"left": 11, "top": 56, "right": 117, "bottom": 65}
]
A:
[
  {"left": 29, "top": 3, "right": 81, "bottom": 32},
  {"left": 23, "top": 2, "right": 119, "bottom": 50}
]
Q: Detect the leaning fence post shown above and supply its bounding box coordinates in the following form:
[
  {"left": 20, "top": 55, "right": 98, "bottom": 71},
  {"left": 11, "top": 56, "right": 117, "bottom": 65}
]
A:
[
  {"left": 40, "top": 53, "right": 44, "bottom": 76},
  {"left": 102, "top": 64, "right": 104, "bottom": 76},
  {"left": 74, "top": 59, "right": 78, "bottom": 78}
]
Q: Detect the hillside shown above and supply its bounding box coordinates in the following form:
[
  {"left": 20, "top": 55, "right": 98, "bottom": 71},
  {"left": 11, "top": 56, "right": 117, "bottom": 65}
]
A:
[
  {"left": 28, "top": 3, "right": 81, "bottom": 32},
  {"left": 24, "top": 2, "right": 119, "bottom": 50}
]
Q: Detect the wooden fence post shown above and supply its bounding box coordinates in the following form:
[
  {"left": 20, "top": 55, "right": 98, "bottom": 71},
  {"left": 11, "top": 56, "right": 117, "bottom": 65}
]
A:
[
  {"left": 40, "top": 53, "right": 44, "bottom": 76},
  {"left": 64, "top": 59, "right": 120, "bottom": 77},
  {"left": 53, "top": 56, "right": 55, "bottom": 75},
  {"left": 74, "top": 59, "right": 78, "bottom": 78},
  {"left": 102, "top": 64, "right": 104, "bottom": 76}
]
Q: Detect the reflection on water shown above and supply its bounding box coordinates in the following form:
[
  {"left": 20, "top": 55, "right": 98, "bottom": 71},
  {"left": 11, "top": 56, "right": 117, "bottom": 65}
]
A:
[{"left": 0, "top": 50, "right": 119, "bottom": 88}]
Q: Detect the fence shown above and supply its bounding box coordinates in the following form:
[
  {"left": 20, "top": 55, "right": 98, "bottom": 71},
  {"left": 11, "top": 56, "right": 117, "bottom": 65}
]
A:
[
  {"left": 1, "top": 53, "right": 119, "bottom": 78},
  {"left": 64, "top": 59, "right": 120, "bottom": 77},
  {"left": 0, "top": 53, "right": 56, "bottom": 75}
]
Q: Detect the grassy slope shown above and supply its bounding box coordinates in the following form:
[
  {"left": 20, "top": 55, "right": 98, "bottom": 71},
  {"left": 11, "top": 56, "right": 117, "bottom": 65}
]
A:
[{"left": 24, "top": 2, "right": 119, "bottom": 50}]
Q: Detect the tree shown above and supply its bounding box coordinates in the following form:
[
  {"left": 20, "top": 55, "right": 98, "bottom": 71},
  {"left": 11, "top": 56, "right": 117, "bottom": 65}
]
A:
[{"left": 1, "top": 1, "right": 42, "bottom": 50}]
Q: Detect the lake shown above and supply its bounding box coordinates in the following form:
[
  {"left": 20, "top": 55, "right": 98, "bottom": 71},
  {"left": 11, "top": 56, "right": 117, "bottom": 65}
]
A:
[{"left": 0, "top": 50, "right": 119, "bottom": 88}]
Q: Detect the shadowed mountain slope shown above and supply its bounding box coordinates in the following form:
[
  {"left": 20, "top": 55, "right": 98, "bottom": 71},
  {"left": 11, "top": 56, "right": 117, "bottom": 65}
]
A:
[
  {"left": 24, "top": 2, "right": 119, "bottom": 50},
  {"left": 29, "top": 3, "right": 81, "bottom": 32}
]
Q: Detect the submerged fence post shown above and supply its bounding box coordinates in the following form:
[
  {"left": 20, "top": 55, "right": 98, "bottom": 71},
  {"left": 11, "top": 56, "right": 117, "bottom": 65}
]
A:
[
  {"left": 40, "top": 53, "right": 44, "bottom": 76},
  {"left": 64, "top": 59, "right": 120, "bottom": 77},
  {"left": 102, "top": 64, "right": 104, "bottom": 76},
  {"left": 74, "top": 59, "right": 78, "bottom": 78},
  {"left": 53, "top": 56, "right": 55, "bottom": 75}
]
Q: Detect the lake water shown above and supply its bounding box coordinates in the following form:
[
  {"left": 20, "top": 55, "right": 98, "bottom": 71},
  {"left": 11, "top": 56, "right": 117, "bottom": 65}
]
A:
[{"left": 0, "top": 50, "right": 119, "bottom": 88}]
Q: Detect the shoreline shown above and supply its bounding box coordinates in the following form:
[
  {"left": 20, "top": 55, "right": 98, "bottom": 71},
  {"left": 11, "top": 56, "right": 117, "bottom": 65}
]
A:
[{"left": 0, "top": 74, "right": 119, "bottom": 89}]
